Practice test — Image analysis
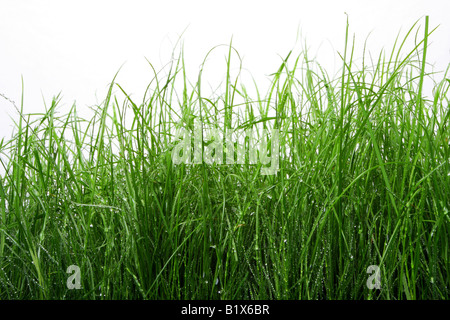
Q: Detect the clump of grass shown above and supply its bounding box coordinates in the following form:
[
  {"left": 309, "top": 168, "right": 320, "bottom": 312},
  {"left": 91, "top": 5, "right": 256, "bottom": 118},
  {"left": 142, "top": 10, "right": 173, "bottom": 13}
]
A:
[{"left": 0, "top": 16, "right": 449, "bottom": 300}]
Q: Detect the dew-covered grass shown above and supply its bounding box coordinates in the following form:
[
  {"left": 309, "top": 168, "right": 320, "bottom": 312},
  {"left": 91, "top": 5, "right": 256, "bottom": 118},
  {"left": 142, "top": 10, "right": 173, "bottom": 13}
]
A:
[{"left": 0, "top": 16, "right": 449, "bottom": 299}]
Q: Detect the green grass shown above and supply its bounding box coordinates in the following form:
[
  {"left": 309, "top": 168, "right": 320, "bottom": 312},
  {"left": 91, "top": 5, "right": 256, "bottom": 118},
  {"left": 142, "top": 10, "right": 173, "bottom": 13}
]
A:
[{"left": 0, "top": 16, "right": 449, "bottom": 300}]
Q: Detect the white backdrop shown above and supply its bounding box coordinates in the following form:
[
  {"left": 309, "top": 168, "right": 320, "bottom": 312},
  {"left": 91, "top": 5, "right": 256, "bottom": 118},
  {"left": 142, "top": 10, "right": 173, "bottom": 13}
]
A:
[{"left": 1, "top": 0, "right": 449, "bottom": 141}]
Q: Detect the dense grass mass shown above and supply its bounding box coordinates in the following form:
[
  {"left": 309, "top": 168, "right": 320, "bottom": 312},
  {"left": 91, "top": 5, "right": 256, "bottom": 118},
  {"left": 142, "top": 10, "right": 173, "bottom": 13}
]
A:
[{"left": 0, "top": 17, "right": 449, "bottom": 299}]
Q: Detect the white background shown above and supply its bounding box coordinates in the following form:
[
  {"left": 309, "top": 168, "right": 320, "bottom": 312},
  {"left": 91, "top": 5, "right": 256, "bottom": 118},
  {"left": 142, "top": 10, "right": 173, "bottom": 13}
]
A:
[{"left": 1, "top": 0, "right": 450, "bottom": 141}]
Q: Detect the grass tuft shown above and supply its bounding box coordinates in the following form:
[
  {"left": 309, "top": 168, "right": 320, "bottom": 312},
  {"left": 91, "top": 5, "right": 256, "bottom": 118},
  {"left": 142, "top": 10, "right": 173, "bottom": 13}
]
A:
[{"left": 0, "top": 16, "right": 449, "bottom": 300}]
